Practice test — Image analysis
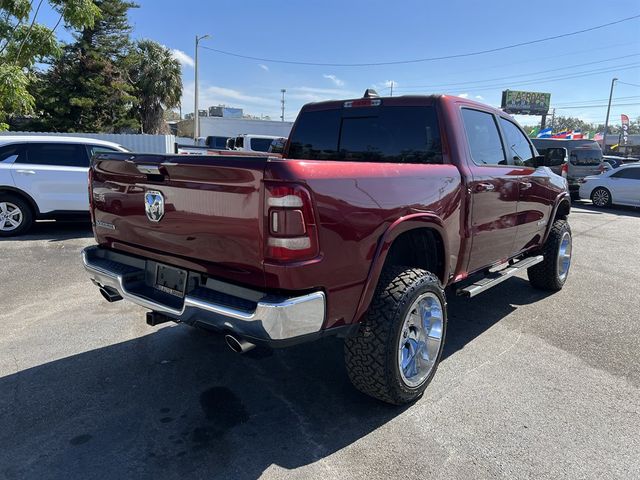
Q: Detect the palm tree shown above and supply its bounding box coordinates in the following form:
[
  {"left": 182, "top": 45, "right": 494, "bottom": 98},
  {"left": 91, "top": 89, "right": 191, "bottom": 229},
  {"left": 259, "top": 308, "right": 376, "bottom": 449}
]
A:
[{"left": 129, "top": 40, "right": 182, "bottom": 134}]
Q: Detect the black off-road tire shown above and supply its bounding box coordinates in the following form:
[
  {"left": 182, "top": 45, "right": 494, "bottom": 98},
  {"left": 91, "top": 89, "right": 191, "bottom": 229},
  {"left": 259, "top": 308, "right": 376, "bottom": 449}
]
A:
[
  {"left": 527, "top": 219, "right": 572, "bottom": 291},
  {"left": 591, "top": 187, "right": 612, "bottom": 208},
  {"left": 0, "top": 193, "right": 34, "bottom": 237},
  {"left": 344, "top": 267, "right": 447, "bottom": 405}
]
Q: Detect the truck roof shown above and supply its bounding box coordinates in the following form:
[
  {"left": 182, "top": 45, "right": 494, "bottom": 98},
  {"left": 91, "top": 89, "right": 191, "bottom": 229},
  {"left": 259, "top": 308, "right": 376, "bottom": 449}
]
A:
[{"left": 299, "top": 94, "right": 506, "bottom": 116}]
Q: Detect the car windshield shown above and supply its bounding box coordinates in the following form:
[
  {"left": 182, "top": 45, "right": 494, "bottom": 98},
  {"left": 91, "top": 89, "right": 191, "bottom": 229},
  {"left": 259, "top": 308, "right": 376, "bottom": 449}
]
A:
[
  {"left": 288, "top": 105, "right": 442, "bottom": 164},
  {"left": 570, "top": 149, "right": 601, "bottom": 166}
]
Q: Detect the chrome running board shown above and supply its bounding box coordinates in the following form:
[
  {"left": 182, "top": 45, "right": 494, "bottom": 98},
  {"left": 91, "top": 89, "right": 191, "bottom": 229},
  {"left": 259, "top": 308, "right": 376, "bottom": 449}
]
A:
[{"left": 457, "top": 255, "right": 544, "bottom": 298}]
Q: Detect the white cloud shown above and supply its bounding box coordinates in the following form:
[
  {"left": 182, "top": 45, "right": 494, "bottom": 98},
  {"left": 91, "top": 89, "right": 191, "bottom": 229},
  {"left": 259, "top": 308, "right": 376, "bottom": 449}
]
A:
[
  {"left": 259, "top": 64, "right": 269, "bottom": 71},
  {"left": 475, "top": 95, "right": 484, "bottom": 100},
  {"left": 323, "top": 74, "right": 345, "bottom": 87},
  {"left": 458, "top": 93, "right": 469, "bottom": 99},
  {"left": 170, "top": 49, "right": 194, "bottom": 68}
]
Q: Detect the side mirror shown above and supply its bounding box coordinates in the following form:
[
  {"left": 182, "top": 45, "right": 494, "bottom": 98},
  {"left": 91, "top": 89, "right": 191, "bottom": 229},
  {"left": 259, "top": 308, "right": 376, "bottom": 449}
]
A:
[
  {"left": 269, "top": 137, "right": 287, "bottom": 154},
  {"left": 533, "top": 155, "right": 546, "bottom": 168}
]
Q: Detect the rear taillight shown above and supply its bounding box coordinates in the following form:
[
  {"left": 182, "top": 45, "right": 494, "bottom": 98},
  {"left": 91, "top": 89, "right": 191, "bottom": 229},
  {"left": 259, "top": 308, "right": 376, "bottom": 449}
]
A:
[
  {"left": 561, "top": 163, "right": 568, "bottom": 178},
  {"left": 265, "top": 183, "right": 319, "bottom": 262}
]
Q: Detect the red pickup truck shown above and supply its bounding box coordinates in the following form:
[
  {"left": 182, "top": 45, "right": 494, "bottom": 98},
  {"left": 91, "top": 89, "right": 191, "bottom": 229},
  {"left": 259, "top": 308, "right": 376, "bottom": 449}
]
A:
[{"left": 83, "top": 92, "right": 571, "bottom": 404}]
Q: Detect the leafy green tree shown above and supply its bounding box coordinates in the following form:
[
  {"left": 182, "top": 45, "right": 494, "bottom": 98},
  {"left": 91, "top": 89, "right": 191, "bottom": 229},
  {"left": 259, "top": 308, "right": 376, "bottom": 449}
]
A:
[
  {"left": 0, "top": 0, "right": 100, "bottom": 129},
  {"left": 128, "top": 40, "right": 182, "bottom": 134},
  {"left": 32, "top": 0, "right": 139, "bottom": 132}
]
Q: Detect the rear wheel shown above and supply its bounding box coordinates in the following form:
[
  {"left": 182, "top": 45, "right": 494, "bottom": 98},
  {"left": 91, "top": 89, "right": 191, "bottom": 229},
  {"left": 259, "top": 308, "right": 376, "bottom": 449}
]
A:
[
  {"left": 0, "top": 194, "right": 33, "bottom": 237},
  {"left": 591, "top": 187, "right": 612, "bottom": 208},
  {"left": 344, "top": 267, "right": 446, "bottom": 405},
  {"left": 527, "top": 219, "right": 572, "bottom": 291}
]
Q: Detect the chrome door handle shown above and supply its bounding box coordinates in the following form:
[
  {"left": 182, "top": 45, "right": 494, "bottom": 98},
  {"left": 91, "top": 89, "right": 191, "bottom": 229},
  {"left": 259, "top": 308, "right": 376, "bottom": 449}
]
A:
[
  {"left": 520, "top": 181, "right": 532, "bottom": 189},
  {"left": 476, "top": 182, "right": 495, "bottom": 192},
  {"left": 15, "top": 169, "right": 36, "bottom": 175}
]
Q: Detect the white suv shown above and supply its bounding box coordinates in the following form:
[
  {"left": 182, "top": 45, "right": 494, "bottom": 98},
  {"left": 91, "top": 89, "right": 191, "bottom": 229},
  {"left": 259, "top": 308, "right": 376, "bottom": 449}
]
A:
[{"left": 0, "top": 136, "right": 128, "bottom": 236}]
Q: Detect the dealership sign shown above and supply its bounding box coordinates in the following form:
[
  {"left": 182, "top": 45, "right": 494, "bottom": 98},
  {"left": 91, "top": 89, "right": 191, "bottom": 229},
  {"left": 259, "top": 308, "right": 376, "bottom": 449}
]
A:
[{"left": 501, "top": 90, "right": 551, "bottom": 115}]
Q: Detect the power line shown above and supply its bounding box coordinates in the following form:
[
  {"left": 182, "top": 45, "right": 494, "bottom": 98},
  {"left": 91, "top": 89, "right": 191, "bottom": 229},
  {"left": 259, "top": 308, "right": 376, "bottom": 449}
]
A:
[
  {"left": 200, "top": 14, "right": 640, "bottom": 67},
  {"left": 553, "top": 95, "right": 640, "bottom": 106},
  {"left": 397, "top": 62, "right": 640, "bottom": 93},
  {"left": 554, "top": 102, "right": 640, "bottom": 109},
  {"left": 618, "top": 80, "right": 640, "bottom": 88},
  {"left": 394, "top": 53, "right": 640, "bottom": 90}
]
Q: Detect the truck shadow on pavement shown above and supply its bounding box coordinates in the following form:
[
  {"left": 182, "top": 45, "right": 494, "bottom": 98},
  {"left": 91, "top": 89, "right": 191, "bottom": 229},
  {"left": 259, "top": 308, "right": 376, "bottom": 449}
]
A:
[
  {"left": 0, "top": 220, "right": 93, "bottom": 242},
  {"left": 0, "top": 278, "right": 552, "bottom": 480},
  {"left": 573, "top": 201, "right": 640, "bottom": 218}
]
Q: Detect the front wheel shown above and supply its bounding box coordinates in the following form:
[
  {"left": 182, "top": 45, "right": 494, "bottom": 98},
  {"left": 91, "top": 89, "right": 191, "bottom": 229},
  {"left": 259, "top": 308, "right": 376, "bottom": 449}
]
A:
[
  {"left": 0, "top": 194, "right": 34, "bottom": 237},
  {"left": 344, "top": 267, "right": 447, "bottom": 405},
  {"left": 527, "top": 219, "right": 572, "bottom": 291}
]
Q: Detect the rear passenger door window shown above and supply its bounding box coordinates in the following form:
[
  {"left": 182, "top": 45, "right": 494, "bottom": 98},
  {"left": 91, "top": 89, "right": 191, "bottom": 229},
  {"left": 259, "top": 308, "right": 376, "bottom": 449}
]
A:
[
  {"left": 498, "top": 118, "right": 535, "bottom": 166},
  {"left": 20, "top": 143, "right": 89, "bottom": 168},
  {"left": 461, "top": 109, "right": 507, "bottom": 166}
]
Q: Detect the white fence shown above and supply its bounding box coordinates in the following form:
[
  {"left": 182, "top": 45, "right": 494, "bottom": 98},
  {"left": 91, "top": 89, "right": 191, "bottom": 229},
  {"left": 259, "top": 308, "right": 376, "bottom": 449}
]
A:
[{"left": 0, "top": 131, "right": 176, "bottom": 154}]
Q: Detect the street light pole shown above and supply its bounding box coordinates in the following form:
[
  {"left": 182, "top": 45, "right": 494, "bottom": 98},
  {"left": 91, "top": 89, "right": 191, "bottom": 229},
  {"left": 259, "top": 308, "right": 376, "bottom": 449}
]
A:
[
  {"left": 602, "top": 77, "right": 617, "bottom": 153},
  {"left": 194, "top": 34, "right": 210, "bottom": 141},
  {"left": 280, "top": 89, "right": 286, "bottom": 122}
]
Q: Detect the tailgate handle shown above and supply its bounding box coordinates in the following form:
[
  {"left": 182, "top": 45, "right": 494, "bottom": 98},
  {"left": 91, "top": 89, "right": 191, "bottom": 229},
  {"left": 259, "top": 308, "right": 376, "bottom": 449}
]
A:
[{"left": 136, "top": 164, "right": 162, "bottom": 175}]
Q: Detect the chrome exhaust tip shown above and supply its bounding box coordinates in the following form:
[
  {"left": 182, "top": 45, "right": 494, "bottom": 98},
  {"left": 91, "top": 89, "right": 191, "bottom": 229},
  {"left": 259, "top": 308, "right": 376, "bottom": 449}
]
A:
[
  {"left": 225, "top": 334, "right": 256, "bottom": 354},
  {"left": 99, "top": 286, "right": 122, "bottom": 303}
]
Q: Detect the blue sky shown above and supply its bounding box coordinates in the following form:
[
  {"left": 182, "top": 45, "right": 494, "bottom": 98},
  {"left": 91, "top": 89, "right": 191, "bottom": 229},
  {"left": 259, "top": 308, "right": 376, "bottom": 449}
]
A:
[{"left": 38, "top": 0, "right": 640, "bottom": 126}]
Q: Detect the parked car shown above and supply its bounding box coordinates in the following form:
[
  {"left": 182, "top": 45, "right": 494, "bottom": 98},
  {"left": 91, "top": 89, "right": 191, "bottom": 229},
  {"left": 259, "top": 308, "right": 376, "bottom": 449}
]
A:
[
  {"left": 602, "top": 155, "right": 625, "bottom": 171},
  {"left": 532, "top": 138, "right": 604, "bottom": 197},
  {"left": 0, "top": 136, "right": 128, "bottom": 236},
  {"left": 82, "top": 93, "right": 571, "bottom": 404},
  {"left": 579, "top": 163, "right": 640, "bottom": 207}
]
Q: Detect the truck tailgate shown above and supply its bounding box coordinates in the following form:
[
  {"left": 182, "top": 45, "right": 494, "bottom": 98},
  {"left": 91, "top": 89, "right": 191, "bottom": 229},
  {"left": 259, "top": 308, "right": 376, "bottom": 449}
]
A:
[{"left": 91, "top": 153, "right": 266, "bottom": 287}]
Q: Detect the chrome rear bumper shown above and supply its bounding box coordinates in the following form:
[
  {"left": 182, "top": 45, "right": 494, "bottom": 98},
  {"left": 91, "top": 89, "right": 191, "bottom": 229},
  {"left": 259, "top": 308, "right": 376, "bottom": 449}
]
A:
[{"left": 82, "top": 246, "right": 326, "bottom": 342}]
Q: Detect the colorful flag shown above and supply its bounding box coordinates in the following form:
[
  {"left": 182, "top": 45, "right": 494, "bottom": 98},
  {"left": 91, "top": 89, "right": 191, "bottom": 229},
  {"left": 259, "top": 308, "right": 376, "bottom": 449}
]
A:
[
  {"left": 594, "top": 132, "right": 604, "bottom": 141},
  {"left": 552, "top": 131, "right": 569, "bottom": 139},
  {"left": 537, "top": 128, "right": 552, "bottom": 138},
  {"left": 530, "top": 127, "right": 540, "bottom": 137},
  {"left": 572, "top": 129, "right": 583, "bottom": 139}
]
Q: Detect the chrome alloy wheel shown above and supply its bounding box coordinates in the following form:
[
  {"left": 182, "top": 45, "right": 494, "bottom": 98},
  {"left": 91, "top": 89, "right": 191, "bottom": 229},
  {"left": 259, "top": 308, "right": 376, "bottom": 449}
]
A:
[
  {"left": 0, "top": 202, "right": 23, "bottom": 232},
  {"left": 557, "top": 231, "right": 572, "bottom": 282},
  {"left": 592, "top": 188, "right": 609, "bottom": 207},
  {"left": 398, "top": 292, "right": 444, "bottom": 388}
]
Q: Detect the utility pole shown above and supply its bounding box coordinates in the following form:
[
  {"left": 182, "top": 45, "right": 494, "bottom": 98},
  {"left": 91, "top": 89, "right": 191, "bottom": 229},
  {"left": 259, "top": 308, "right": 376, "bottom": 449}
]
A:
[
  {"left": 390, "top": 81, "right": 394, "bottom": 97},
  {"left": 280, "top": 89, "right": 286, "bottom": 122},
  {"left": 602, "top": 77, "right": 617, "bottom": 153},
  {"left": 194, "top": 34, "right": 210, "bottom": 140},
  {"left": 550, "top": 108, "right": 555, "bottom": 130}
]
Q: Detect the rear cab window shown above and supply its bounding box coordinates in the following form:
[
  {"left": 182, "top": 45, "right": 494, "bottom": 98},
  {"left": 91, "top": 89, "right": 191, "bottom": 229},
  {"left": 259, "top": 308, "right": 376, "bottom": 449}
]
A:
[{"left": 288, "top": 104, "right": 442, "bottom": 164}]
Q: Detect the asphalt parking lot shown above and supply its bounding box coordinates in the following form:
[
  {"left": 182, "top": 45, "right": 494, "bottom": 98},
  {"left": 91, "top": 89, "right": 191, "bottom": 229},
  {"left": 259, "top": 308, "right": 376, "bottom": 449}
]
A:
[{"left": 1, "top": 204, "right": 639, "bottom": 480}]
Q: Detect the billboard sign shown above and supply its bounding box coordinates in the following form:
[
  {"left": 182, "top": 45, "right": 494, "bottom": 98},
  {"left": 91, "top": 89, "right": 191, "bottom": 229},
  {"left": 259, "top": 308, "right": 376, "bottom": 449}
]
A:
[{"left": 501, "top": 90, "right": 551, "bottom": 115}]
